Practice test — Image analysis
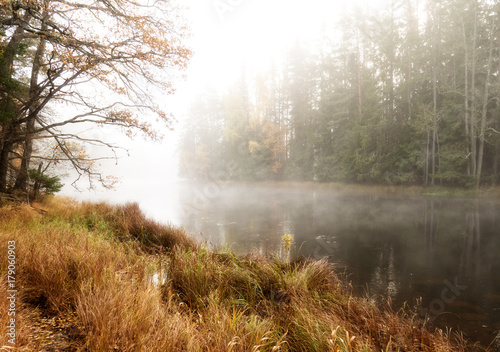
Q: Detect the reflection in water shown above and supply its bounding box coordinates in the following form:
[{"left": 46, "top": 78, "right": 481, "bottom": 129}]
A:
[
  {"left": 370, "top": 245, "right": 398, "bottom": 300},
  {"left": 423, "top": 200, "right": 438, "bottom": 261},
  {"left": 174, "top": 183, "right": 500, "bottom": 347},
  {"left": 461, "top": 203, "right": 481, "bottom": 278}
]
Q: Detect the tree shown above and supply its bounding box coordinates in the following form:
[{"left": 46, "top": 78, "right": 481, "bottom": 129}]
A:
[
  {"left": 285, "top": 41, "right": 316, "bottom": 181},
  {"left": 475, "top": 5, "right": 496, "bottom": 186},
  {"left": 249, "top": 67, "right": 287, "bottom": 180},
  {"left": 179, "top": 87, "right": 225, "bottom": 180},
  {"left": 29, "top": 165, "right": 63, "bottom": 198},
  {"left": 222, "top": 70, "right": 253, "bottom": 180},
  {"left": 0, "top": 0, "right": 191, "bottom": 192}
]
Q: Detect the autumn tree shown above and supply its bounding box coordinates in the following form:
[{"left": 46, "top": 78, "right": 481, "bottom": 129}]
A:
[
  {"left": 249, "top": 68, "right": 287, "bottom": 180},
  {"left": 0, "top": 0, "right": 191, "bottom": 193},
  {"left": 179, "top": 86, "right": 225, "bottom": 180}
]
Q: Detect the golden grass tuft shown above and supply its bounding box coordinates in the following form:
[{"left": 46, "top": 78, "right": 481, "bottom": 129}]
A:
[
  {"left": 0, "top": 197, "right": 478, "bottom": 351},
  {"left": 39, "top": 196, "right": 196, "bottom": 251}
]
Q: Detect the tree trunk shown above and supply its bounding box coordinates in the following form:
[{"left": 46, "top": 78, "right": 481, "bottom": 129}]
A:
[
  {"left": 407, "top": 0, "right": 418, "bottom": 120},
  {"left": 388, "top": 0, "right": 395, "bottom": 120},
  {"left": 470, "top": 0, "right": 478, "bottom": 178},
  {"left": 430, "top": 0, "right": 441, "bottom": 186},
  {"left": 13, "top": 10, "right": 48, "bottom": 192},
  {"left": 0, "top": 138, "right": 14, "bottom": 193},
  {"left": 462, "top": 19, "right": 471, "bottom": 176},
  {"left": 357, "top": 34, "right": 363, "bottom": 118},
  {"left": 0, "top": 18, "right": 28, "bottom": 192},
  {"left": 432, "top": 68, "right": 437, "bottom": 186},
  {"left": 476, "top": 17, "right": 495, "bottom": 187},
  {"left": 0, "top": 16, "right": 26, "bottom": 84},
  {"left": 33, "top": 162, "right": 43, "bottom": 199}
]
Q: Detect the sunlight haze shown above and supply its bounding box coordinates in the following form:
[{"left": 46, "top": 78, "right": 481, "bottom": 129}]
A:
[{"left": 63, "top": 0, "right": 392, "bottom": 204}]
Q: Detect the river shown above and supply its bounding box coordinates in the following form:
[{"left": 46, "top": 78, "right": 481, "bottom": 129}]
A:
[{"left": 108, "top": 181, "right": 500, "bottom": 348}]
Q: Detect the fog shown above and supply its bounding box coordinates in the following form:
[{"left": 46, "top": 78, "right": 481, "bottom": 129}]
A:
[
  {"left": 168, "top": 183, "right": 500, "bottom": 346},
  {"left": 66, "top": 177, "right": 500, "bottom": 346},
  {"left": 54, "top": 0, "right": 500, "bottom": 347},
  {"left": 65, "top": 170, "right": 500, "bottom": 346},
  {"left": 61, "top": 0, "right": 394, "bottom": 202}
]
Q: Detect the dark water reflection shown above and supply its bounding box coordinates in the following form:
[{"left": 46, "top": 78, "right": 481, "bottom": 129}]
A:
[{"left": 177, "top": 183, "right": 500, "bottom": 347}]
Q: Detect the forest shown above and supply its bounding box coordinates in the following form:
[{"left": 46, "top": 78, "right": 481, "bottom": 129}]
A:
[{"left": 179, "top": 0, "right": 500, "bottom": 187}]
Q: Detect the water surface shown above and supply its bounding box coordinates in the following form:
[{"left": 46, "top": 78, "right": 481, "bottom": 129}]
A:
[{"left": 158, "top": 183, "right": 500, "bottom": 347}]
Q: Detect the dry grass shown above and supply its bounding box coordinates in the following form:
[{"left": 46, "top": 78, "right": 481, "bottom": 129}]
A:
[
  {"left": 38, "top": 196, "right": 196, "bottom": 251},
  {"left": 0, "top": 196, "right": 480, "bottom": 351}
]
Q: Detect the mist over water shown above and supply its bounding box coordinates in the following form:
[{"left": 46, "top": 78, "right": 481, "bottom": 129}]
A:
[
  {"left": 97, "top": 180, "right": 500, "bottom": 346},
  {"left": 143, "top": 182, "right": 500, "bottom": 347}
]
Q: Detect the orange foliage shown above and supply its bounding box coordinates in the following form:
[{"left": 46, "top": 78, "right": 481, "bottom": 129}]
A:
[
  {"left": 4, "top": 0, "right": 191, "bottom": 131},
  {"left": 263, "top": 120, "right": 286, "bottom": 174}
]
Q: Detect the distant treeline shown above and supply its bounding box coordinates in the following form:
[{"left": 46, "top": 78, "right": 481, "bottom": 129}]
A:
[{"left": 179, "top": 0, "right": 500, "bottom": 187}]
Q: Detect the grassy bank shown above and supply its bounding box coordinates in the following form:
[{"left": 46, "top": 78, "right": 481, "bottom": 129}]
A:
[
  {"left": 0, "top": 197, "right": 479, "bottom": 351},
  {"left": 259, "top": 182, "right": 500, "bottom": 198}
]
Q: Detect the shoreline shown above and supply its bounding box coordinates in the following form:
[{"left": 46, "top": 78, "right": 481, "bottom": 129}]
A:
[
  {"left": 1, "top": 196, "right": 493, "bottom": 351},
  {"left": 180, "top": 179, "right": 500, "bottom": 199}
]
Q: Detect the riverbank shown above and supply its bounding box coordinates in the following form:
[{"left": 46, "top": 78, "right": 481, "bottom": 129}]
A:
[
  {"left": 0, "top": 196, "right": 486, "bottom": 351},
  {"left": 225, "top": 181, "right": 500, "bottom": 199}
]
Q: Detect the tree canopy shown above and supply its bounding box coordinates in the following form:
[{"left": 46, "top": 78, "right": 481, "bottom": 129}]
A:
[{"left": 0, "top": 0, "right": 191, "bottom": 194}]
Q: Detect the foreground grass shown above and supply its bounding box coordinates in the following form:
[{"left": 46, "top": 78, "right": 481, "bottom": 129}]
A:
[{"left": 0, "top": 197, "right": 477, "bottom": 351}]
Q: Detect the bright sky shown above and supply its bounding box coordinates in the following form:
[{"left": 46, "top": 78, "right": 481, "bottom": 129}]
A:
[
  {"left": 61, "top": 0, "right": 392, "bottom": 222},
  {"left": 177, "top": 0, "right": 390, "bottom": 97}
]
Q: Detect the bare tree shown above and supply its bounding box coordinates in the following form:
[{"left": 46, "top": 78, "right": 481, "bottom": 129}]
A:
[{"left": 0, "top": 0, "right": 191, "bottom": 193}]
